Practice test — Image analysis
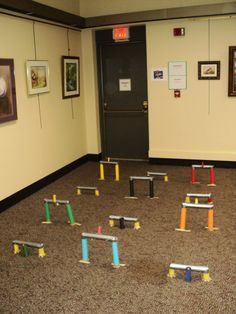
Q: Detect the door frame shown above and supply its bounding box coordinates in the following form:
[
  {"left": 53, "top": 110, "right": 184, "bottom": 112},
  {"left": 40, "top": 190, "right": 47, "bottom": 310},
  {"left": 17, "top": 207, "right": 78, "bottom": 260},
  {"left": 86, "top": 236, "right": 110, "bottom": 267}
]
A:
[{"left": 95, "top": 25, "right": 148, "bottom": 160}]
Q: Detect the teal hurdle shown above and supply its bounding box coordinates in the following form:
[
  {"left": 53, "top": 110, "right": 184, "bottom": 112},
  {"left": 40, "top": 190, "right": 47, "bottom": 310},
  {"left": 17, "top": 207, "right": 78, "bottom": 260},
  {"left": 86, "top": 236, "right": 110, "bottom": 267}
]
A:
[{"left": 79, "top": 232, "right": 125, "bottom": 268}]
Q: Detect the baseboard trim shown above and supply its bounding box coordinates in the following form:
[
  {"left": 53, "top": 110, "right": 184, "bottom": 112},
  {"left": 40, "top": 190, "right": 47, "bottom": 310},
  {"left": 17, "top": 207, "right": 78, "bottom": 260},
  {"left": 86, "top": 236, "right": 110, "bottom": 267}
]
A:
[
  {"left": 0, "top": 153, "right": 102, "bottom": 213},
  {"left": 149, "top": 157, "right": 236, "bottom": 168}
]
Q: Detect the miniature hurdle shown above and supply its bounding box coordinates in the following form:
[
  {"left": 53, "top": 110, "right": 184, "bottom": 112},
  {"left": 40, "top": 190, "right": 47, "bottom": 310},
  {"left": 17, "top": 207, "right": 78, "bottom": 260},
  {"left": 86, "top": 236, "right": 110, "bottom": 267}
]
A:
[
  {"left": 147, "top": 171, "right": 168, "bottom": 182},
  {"left": 13, "top": 240, "right": 46, "bottom": 258},
  {"left": 175, "top": 202, "right": 218, "bottom": 232},
  {"left": 191, "top": 164, "right": 216, "bottom": 186},
  {"left": 76, "top": 186, "right": 99, "bottom": 196},
  {"left": 126, "top": 176, "right": 156, "bottom": 199},
  {"left": 42, "top": 195, "right": 81, "bottom": 226},
  {"left": 168, "top": 263, "right": 211, "bottom": 282},
  {"left": 109, "top": 215, "right": 141, "bottom": 230},
  {"left": 185, "top": 193, "right": 213, "bottom": 204},
  {"left": 79, "top": 232, "right": 125, "bottom": 268},
  {"left": 99, "top": 160, "right": 119, "bottom": 181}
]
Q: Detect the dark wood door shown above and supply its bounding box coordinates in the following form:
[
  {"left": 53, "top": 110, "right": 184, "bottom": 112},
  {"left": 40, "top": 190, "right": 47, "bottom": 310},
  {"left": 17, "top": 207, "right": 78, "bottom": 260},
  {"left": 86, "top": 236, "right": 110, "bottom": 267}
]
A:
[{"left": 96, "top": 26, "right": 149, "bottom": 160}]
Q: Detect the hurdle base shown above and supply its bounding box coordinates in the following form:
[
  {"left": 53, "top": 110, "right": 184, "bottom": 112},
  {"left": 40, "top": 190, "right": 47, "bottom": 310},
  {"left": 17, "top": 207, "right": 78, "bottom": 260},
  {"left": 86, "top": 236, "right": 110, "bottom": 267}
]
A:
[
  {"left": 112, "top": 263, "right": 126, "bottom": 268},
  {"left": 70, "top": 222, "right": 82, "bottom": 226},
  {"left": 124, "top": 196, "right": 138, "bottom": 199},
  {"left": 42, "top": 221, "right": 52, "bottom": 224},
  {"left": 207, "top": 183, "right": 216, "bottom": 187},
  {"left": 147, "top": 196, "right": 159, "bottom": 199},
  {"left": 202, "top": 274, "right": 212, "bottom": 282},
  {"left": 175, "top": 228, "right": 191, "bottom": 232},
  {"left": 79, "top": 259, "right": 90, "bottom": 265},
  {"left": 191, "top": 181, "right": 200, "bottom": 185},
  {"left": 205, "top": 226, "right": 219, "bottom": 231},
  {"left": 98, "top": 178, "right": 105, "bottom": 181}
]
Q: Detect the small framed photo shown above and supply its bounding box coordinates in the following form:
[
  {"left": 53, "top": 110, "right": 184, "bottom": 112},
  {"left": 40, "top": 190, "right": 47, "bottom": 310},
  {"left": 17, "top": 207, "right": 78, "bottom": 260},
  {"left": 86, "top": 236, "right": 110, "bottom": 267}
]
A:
[
  {"left": 26, "top": 60, "right": 50, "bottom": 95},
  {"left": 198, "top": 61, "right": 220, "bottom": 80},
  {"left": 0, "top": 58, "right": 17, "bottom": 124},
  {"left": 228, "top": 46, "right": 236, "bottom": 96},
  {"left": 62, "top": 56, "right": 80, "bottom": 99}
]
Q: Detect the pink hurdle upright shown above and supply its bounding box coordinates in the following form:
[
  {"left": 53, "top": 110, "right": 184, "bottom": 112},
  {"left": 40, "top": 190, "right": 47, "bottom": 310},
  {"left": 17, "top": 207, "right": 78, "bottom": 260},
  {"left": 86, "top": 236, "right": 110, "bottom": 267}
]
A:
[{"left": 191, "top": 164, "right": 216, "bottom": 186}]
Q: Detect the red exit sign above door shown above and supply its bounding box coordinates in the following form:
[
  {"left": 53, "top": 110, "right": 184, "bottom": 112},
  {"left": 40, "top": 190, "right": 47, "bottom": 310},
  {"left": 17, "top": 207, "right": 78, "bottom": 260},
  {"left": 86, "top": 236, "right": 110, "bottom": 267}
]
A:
[{"left": 113, "top": 27, "right": 129, "bottom": 41}]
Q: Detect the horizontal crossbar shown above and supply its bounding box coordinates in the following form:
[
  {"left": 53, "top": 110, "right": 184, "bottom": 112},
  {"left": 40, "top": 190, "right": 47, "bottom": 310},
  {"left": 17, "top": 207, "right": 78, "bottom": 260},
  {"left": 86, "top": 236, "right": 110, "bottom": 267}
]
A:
[
  {"left": 192, "top": 164, "right": 214, "bottom": 168},
  {"left": 77, "top": 186, "right": 97, "bottom": 190},
  {"left": 130, "top": 176, "right": 153, "bottom": 181},
  {"left": 13, "top": 240, "right": 44, "bottom": 248},
  {"left": 81, "top": 232, "right": 117, "bottom": 241},
  {"left": 182, "top": 202, "right": 214, "bottom": 209},
  {"left": 186, "top": 193, "right": 212, "bottom": 198},
  {"left": 109, "top": 215, "right": 138, "bottom": 222},
  {"left": 147, "top": 171, "right": 167, "bottom": 176},
  {"left": 44, "top": 199, "right": 69, "bottom": 204},
  {"left": 100, "top": 161, "right": 118, "bottom": 165},
  {"left": 169, "top": 263, "right": 209, "bottom": 272}
]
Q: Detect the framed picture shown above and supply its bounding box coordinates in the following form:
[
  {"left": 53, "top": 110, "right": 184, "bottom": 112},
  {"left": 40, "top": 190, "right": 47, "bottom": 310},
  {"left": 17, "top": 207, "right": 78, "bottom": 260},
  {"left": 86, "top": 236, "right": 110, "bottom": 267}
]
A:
[
  {"left": 198, "top": 61, "right": 220, "bottom": 80},
  {"left": 26, "top": 60, "right": 50, "bottom": 95},
  {"left": 62, "top": 56, "right": 80, "bottom": 98},
  {"left": 0, "top": 58, "right": 17, "bottom": 124},
  {"left": 228, "top": 46, "right": 236, "bottom": 96}
]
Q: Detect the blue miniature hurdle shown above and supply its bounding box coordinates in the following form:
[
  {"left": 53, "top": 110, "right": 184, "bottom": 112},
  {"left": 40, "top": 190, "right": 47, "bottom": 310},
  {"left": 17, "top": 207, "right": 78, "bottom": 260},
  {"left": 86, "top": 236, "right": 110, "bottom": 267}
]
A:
[{"left": 79, "top": 232, "right": 125, "bottom": 268}]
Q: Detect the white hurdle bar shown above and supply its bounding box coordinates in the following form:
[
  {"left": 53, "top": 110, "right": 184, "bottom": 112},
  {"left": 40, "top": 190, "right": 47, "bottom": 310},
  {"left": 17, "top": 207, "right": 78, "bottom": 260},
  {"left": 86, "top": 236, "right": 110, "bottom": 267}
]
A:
[
  {"left": 185, "top": 193, "right": 213, "bottom": 204},
  {"left": 168, "top": 263, "right": 211, "bottom": 282},
  {"left": 175, "top": 202, "right": 218, "bottom": 232},
  {"left": 147, "top": 171, "right": 168, "bottom": 182},
  {"left": 109, "top": 215, "right": 140, "bottom": 229},
  {"left": 79, "top": 232, "right": 125, "bottom": 268}
]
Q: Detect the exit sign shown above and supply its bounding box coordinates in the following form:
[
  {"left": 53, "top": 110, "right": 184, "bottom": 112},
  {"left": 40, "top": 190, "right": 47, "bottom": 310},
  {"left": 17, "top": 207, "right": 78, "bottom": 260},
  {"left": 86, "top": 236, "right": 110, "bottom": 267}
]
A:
[{"left": 113, "top": 27, "right": 129, "bottom": 41}]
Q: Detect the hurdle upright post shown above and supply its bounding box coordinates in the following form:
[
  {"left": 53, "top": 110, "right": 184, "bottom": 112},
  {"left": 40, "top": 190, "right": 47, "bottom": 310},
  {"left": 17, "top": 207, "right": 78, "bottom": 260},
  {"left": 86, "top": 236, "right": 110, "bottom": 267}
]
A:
[
  {"left": 149, "top": 179, "right": 154, "bottom": 198},
  {"left": 44, "top": 201, "right": 51, "bottom": 224},
  {"left": 191, "top": 166, "right": 196, "bottom": 184},
  {"left": 129, "top": 178, "right": 135, "bottom": 197},
  {"left": 81, "top": 238, "right": 90, "bottom": 264},
  {"left": 175, "top": 206, "right": 190, "bottom": 232},
  {"left": 99, "top": 163, "right": 105, "bottom": 180},
  {"left": 111, "top": 241, "right": 120, "bottom": 268},
  {"left": 208, "top": 167, "right": 216, "bottom": 186},
  {"left": 66, "top": 203, "right": 75, "bottom": 225},
  {"left": 115, "top": 163, "right": 120, "bottom": 181}
]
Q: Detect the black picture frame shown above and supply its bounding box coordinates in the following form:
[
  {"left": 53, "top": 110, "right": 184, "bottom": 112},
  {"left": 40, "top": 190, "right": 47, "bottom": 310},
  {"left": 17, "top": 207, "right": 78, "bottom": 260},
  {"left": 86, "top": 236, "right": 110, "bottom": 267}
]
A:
[
  {"left": 62, "top": 56, "right": 80, "bottom": 99},
  {"left": 198, "top": 61, "right": 220, "bottom": 80},
  {"left": 228, "top": 46, "right": 236, "bottom": 96}
]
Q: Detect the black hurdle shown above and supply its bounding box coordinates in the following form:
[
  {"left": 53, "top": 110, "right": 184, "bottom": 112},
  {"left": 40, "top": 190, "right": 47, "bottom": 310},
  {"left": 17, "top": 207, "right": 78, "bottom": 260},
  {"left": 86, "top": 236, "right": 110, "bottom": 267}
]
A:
[{"left": 128, "top": 176, "right": 155, "bottom": 198}]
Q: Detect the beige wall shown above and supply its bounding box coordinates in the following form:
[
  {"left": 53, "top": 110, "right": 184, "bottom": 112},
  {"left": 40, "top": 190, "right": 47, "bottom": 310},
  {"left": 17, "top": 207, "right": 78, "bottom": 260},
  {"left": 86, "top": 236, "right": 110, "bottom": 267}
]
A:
[
  {"left": 0, "top": 14, "right": 86, "bottom": 200},
  {"left": 81, "top": 29, "right": 101, "bottom": 154},
  {"left": 147, "top": 16, "right": 236, "bottom": 161}
]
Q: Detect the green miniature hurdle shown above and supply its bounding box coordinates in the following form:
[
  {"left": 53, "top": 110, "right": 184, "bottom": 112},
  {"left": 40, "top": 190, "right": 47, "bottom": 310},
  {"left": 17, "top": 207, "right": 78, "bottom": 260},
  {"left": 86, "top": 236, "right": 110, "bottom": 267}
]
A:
[{"left": 42, "top": 195, "right": 81, "bottom": 226}]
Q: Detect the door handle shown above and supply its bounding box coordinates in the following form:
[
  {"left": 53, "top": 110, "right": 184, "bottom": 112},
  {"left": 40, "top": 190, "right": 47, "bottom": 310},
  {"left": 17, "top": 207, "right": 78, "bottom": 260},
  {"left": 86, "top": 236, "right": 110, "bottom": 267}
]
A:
[
  {"left": 104, "top": 102, "right": 108, "bottom": 110},
  {"left": 143, "top": 100, "right": 148, "bottom": 112}
]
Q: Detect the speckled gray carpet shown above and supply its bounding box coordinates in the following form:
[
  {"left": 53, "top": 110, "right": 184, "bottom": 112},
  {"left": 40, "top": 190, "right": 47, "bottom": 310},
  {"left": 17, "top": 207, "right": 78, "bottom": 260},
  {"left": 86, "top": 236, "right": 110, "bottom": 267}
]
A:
[{"left": 0, "top": 161, "right": 236, "bottom": 314}]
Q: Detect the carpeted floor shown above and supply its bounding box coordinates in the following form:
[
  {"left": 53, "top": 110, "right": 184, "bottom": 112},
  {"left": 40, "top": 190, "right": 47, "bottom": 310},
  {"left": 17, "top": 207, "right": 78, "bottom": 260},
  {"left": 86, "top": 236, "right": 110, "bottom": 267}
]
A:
[{"left": 0, "top": 161, "right": 236, "bottom": 314}]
